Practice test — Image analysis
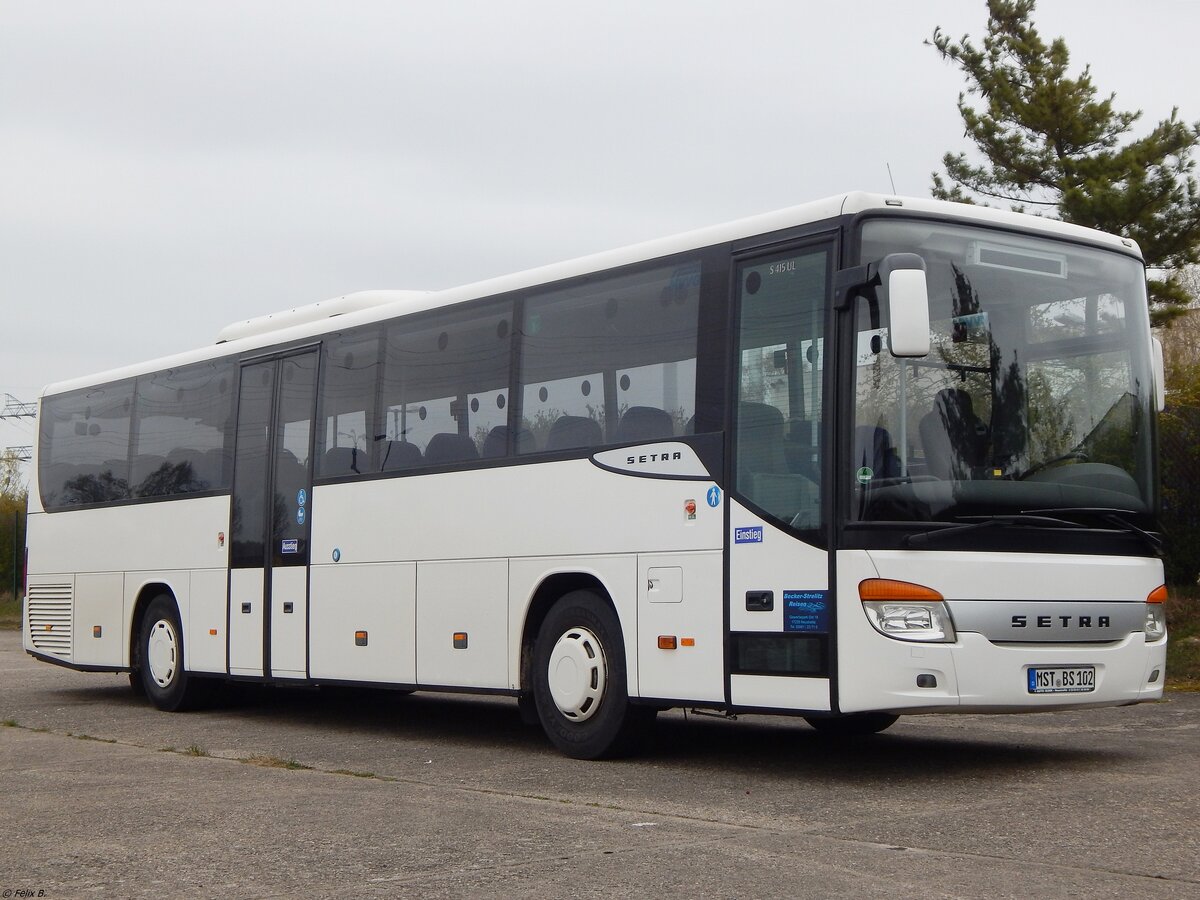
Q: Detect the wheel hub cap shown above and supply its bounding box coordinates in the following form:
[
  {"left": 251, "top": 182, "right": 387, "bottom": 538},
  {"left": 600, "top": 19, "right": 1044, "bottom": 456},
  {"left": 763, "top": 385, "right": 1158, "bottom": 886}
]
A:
[
  {"left": 147, "top": 619, "right": 178, "bottom": 688},
  {"left": 547, "top": 626, "right": 607, "bottom": 722}
]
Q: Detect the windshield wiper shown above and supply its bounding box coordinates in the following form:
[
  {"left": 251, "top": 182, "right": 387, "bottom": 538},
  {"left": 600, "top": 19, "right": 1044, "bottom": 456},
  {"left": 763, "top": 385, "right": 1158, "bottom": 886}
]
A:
[
  {"left": 904, "top": 514, "right": 1087, "bottom": 548},
  {"left": 1022, "top": 507, "right": 1163, "bottom": 555}
]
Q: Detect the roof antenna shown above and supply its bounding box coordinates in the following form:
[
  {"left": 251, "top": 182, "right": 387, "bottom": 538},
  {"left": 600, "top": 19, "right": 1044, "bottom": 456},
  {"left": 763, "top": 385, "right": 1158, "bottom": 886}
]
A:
[{"left": 886, "top": 163, "right": 898, "bottom": 195}]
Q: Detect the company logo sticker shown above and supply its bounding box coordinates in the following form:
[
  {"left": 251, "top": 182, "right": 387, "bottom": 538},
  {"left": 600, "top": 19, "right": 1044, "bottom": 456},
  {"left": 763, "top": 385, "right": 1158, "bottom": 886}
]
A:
[
  {"left": 734, "top": 526, "right": 763, "bottom": 544},
  {"left": 783, "top": 590, "right": 829, "bottom": 632},
  {"left": 281, "top": 539, "right": 299, "bottom": 554}
]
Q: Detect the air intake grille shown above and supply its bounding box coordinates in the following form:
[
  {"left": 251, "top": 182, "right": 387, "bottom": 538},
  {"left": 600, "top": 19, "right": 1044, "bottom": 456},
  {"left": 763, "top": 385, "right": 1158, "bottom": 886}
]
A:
[{"left": 27, "top": 582, "right": 73, "bottom": 658}]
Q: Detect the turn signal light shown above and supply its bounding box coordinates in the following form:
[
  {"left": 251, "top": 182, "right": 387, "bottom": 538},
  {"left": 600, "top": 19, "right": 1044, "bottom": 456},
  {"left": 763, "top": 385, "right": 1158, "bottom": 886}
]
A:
[
  {"left": 859, "top": 579, "right": 944, "bottom": 602},
  {"left": 1147, "top": 585, "right": 1167, "bottom": 604},
  {"left": 658, "top": 635, "right": 677, "bottom": 650}
]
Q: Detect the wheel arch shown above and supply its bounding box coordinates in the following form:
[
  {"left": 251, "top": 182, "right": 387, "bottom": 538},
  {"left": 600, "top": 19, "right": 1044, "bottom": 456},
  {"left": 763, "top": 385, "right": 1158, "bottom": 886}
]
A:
[
  {"left": 128, "top": 581, "right": 179, "bottom": 671},
  {"left": 518, "top": 571, "right": 619, "bottom": 696}
]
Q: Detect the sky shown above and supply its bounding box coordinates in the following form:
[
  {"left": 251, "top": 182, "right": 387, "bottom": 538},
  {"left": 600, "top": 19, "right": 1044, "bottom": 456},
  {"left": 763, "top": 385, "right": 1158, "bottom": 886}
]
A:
[{"left": 3, "top": 0, "right": 1200, "bottom": 475}]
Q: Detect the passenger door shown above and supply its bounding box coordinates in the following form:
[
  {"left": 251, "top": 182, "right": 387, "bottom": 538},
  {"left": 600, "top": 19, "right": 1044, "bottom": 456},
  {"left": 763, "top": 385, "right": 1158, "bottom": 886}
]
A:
[
  {"left": 228, "top": 349, "right": 319, "bottom": 679},
  {"left": 726, "top": 242, "right": 834, "bottom": 710}
]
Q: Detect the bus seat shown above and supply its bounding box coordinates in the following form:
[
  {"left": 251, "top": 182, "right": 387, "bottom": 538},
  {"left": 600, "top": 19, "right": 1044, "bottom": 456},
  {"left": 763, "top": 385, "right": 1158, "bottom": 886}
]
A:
[
  {"left": 754, "top": 472, "right": 820, "bottom": 529},
  {"left": 785, "top": 418, "right": 817, "bottom": 478},
  {"left": 853, "top": 425, "right": 901, "bottom": 479},
  {"left": 616, "top": 406, "right": 674, "bottom": 443},
  {"left": 737, "top": 401, "right": 788, "bottom": 479},
  {"left": 202, "top": 448, "right": 232, "bottom": 489},
  {"left": 379, "top": 440, "right": 422, "bottom": 471},
  {"left": 424, "top": 432, "right": 479, "bottom": 465},
  {"left": 919, "top": 388, "right": 987, "bottom": 480},
  {"left": 322, "top": 446, "right": 362, "bottom": 477},
  {"left": 131, "top": 455, "right": 167, "bottom": 491},
  {"left": 546, "top": 415, "right": 602, "bottom": 451},
  {"left": 483, "top": 425, "right": 535, "bottom": 458}
]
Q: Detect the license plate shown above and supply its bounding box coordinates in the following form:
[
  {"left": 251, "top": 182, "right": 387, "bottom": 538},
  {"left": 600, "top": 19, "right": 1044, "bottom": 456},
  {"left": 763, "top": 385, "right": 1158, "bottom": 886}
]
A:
[{"left": 1027, "top": 666, "right": 1096, "bottom": 694}]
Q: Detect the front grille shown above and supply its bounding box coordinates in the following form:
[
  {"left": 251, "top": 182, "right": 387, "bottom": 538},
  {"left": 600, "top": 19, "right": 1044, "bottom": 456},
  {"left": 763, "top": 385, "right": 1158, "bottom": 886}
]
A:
[{"left": 27, "top": 582, "right": 73, "bottom": 658}]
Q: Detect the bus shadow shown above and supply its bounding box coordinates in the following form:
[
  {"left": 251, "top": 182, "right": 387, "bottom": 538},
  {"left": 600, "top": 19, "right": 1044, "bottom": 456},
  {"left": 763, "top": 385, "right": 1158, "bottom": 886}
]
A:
[
  {"left": 60, "top": 681, "right": 1127, "bottom": 780},
  {"left": 644, "top": 712, "right": 1124, "bottom": 782}
]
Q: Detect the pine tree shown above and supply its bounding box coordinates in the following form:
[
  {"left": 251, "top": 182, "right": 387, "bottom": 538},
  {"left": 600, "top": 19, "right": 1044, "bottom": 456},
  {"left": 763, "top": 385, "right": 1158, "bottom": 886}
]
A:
[{"left": 930, "top": 0, "right": 1200, "bottom": 324}]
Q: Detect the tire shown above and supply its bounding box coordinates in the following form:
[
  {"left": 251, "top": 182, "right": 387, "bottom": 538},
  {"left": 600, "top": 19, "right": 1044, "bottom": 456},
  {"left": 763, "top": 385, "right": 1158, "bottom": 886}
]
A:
[
  {"left": 803, "top": 712, "right": 899, "bottom": 736},
  {"left": 532, "top": 590, "right": 655, "bottom": 759},
  {"left": 136, "top": 594, "right": 207, "bottom": 712}
]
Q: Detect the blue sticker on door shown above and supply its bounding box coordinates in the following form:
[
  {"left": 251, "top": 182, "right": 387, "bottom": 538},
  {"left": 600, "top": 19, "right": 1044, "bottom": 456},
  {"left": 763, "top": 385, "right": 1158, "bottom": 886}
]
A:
[{"left": 783, "top": 590, "right": 829, "bottom": 632}]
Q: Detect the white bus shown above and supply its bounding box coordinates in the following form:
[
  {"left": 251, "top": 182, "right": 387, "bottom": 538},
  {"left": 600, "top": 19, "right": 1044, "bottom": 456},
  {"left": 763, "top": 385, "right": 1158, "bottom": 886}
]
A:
[{"left": 23, "top": 193, "right": 1168, "bottom": 758}]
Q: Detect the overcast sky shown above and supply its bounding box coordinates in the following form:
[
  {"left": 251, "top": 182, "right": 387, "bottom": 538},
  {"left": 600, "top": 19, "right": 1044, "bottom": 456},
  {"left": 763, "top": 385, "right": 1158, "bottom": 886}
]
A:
[{"left": 3, "top": 0, "right": 1199, "bottom": 468}]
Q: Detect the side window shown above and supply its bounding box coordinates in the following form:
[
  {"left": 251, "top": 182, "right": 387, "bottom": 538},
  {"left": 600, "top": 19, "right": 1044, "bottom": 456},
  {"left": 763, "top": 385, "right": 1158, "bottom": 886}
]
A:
[
  {"left": 381, "top": 301, "right": 512, "bottom": 465},
  {"left": 518, "top": 258, "right": 701, "bottom": 453},
  {"left": 317, "top": 327, "right": 381, "bottom": 478},
  {"left": 131, "top": 360, "right": 235, "bottom": 497},
  {"left": 734, "top": 248, "right": 829, "bottom": 533},
  {"left": 38, "top": 380, "right": 135, "bottom": 509}
]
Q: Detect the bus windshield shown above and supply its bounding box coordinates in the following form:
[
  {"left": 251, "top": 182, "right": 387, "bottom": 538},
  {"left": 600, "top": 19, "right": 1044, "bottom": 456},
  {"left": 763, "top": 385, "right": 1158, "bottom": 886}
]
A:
[{"left": 850, "top": 218, "right": 1156, "bottom": 534}]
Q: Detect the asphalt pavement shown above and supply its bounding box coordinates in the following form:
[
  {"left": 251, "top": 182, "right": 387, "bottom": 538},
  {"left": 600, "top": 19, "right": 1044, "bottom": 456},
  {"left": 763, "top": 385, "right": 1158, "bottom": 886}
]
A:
[{"left": 2, "top": 629, "right": 1197, "bottom": 899}]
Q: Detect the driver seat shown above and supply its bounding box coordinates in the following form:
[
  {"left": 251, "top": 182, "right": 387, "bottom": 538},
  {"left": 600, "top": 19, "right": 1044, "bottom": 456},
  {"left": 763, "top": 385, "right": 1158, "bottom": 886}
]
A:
[{"left": 920, "top": 388, "right": 988, "bottom": 479}]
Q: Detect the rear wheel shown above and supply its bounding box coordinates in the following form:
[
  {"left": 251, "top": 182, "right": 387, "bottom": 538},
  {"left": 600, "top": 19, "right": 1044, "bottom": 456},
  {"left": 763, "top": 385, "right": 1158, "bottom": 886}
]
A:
[
  {"left": 532, "top": 590, "right": 655, "bottom": 759},
  {"left": 136, "top": 594, "right": 208, "bottom": 711},
  {"left": 804, "top": 712, "right": 898, "bottom": 736}
]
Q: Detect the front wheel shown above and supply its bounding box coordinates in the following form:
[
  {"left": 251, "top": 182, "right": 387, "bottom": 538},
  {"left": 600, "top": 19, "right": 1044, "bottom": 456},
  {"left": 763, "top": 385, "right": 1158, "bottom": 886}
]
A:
[
  {"left": 532, "top": 590, "right": 655, "bottom": 759},
  {"left": 136, "top": 594, "right": 208, "bottom": 711},
  {"left": 803, "top": 712, "right": 899, "bottom": 736}
]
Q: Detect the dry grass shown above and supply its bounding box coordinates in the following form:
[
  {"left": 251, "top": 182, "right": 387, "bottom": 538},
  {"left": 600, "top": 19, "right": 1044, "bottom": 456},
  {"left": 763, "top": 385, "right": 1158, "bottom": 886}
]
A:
[{"left": 244, "top": 755, "right": 311, "bottom": 770}]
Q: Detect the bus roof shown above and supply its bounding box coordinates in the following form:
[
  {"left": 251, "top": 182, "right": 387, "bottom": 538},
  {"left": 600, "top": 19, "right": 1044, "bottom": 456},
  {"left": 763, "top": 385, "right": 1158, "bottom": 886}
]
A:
[{"left": 42, "top": 191, "right": 1143, "bottom": 397}]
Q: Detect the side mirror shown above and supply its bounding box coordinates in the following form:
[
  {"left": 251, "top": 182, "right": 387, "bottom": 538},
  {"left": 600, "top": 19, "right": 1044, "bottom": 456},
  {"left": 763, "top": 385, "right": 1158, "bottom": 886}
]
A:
[
  {"left": 1152, "top": 336, "right": 1166, "bottom": 412},
  {"left": 879, "top": 253, "right": 930, "bottom": 357}
]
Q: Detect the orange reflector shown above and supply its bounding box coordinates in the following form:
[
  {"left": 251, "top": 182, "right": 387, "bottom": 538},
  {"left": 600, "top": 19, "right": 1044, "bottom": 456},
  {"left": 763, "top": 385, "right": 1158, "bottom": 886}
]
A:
[
  {"left": 92, "top": 626, "right": 102, "bottom": 638},
  {"left": 680, "top": 637, "right": 695, "bottom": 647},
  {"left": 44, "top": 624, "right": 52, "bottom": 631},
  {"left": 658, "top": 635, "right": 677, "bottom": 650},
  {"left": 859, "top": 578, "right": 944, "bottom": 602},
  {"left": 209, "top": 629, "right": 218, "bottom": 636},
  {"left": 1148, "top": 585, "right": 1168, "bottom": 604}
]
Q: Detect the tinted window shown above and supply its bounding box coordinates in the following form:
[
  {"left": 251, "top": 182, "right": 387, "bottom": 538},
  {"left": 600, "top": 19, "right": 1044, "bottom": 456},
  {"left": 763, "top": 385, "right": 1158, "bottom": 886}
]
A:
[
  {"left": 381, "top": 300, "right": 512, "bottom": 463},
  {"left": 38, "top": 380, "right": 135, "bottom": 508},
  {"left": 518, "top": 258, "right": 701, "bottom": 453},
  {"left": 317, "top": 327, "right": 382, "bottom": 477},
  {"left": 131, "top": 360, "right": 235, "bottom": 497},
  {"left": 231, "top": 362, "right": 274, "bottom": 567}
]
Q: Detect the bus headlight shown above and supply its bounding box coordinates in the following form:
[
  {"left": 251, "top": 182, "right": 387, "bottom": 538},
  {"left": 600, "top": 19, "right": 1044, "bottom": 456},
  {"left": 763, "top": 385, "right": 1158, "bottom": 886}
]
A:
[
  {"left": 860, "top": 579, "right": 956, "bottom": 643},
  {"left": 1145, "top": 585, "right": 1167, "bottom": 642}
]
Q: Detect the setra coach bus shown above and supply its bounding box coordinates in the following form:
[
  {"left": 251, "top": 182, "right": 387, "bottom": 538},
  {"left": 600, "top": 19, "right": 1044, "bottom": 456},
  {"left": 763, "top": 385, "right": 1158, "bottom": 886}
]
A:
[{"left": 23, "top": 193, "right": 1168, "bottom": 758}]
